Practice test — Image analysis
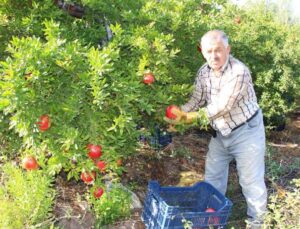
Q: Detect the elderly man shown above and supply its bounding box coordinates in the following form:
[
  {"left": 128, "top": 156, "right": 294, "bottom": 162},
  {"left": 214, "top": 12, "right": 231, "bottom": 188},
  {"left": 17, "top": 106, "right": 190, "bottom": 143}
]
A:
[{"left": 165, "top": 30, "right": 267, "bottom": 228}]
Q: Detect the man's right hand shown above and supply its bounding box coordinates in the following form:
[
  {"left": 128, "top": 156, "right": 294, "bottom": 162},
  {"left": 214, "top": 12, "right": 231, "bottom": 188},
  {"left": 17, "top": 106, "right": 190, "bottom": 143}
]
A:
[
  {"left": 167, "top": 124, "right": 178, "bottom": 132},
  {"left": 164, "top": 107, "right": 200, "bottom": 125},
  {"left": 163, "top": 107, "right": 188, "bottom": 125}
]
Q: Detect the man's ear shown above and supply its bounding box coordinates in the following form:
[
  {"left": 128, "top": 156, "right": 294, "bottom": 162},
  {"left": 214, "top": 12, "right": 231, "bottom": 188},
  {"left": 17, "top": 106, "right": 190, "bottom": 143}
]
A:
[
  {"left": 201, "top": 49, "right": 208, "bottom": 61},
  {"left": 226, "top": 45, "right": 231, "bottom": 54}
]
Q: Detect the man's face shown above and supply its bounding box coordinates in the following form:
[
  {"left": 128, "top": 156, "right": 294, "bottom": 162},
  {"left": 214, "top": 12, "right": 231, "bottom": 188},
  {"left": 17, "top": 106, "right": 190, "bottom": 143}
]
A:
[{"left": 201, "top": 39, "right": 230, "bottom": 71}]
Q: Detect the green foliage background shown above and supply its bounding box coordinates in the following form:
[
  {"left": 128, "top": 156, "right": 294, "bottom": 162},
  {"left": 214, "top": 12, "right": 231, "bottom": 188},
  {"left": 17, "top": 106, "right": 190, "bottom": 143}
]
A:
[{"left": 0, "top": 163, "right": 55, "bottom": 229}]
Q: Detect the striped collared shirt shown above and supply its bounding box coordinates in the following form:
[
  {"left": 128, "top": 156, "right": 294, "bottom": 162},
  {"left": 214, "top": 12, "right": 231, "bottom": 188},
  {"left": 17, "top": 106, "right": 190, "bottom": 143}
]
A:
[{"left": 181, "top": 55, "right": 259, "bottom": 136}]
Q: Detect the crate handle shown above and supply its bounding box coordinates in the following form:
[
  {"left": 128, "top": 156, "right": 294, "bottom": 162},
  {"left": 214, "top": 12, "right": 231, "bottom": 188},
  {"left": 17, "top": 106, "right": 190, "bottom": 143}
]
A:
[
  {"left": 149, "top": 192, "right": 160, "bottom": 216},
  {"left": 150, "top": 191, "right": 160, "bottom": 203}
]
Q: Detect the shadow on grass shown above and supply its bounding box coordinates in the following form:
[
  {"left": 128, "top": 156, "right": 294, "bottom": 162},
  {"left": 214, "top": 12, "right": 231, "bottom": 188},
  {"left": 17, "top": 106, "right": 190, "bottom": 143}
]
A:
[{"left": 226, "top": 162, "right": 248, "bottom": 229}]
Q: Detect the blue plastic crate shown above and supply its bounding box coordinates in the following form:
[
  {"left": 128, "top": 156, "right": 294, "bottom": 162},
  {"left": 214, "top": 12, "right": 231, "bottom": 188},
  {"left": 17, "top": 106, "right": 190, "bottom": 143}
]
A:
[{"left": 142, "top": 181, "right": 233, "bottom": 229}]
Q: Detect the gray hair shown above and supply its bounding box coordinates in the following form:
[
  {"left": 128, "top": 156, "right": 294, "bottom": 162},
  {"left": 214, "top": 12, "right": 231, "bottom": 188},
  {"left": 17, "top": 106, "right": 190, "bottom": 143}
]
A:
[{"left": 200, "top": 30, "right": 229, "bottom": 48}]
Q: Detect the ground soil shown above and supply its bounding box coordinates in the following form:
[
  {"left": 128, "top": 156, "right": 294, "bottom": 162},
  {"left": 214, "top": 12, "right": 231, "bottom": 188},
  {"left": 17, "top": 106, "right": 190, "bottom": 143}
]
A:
[{"left": 53, "top": 110, "right": 300, "bottom": 229}]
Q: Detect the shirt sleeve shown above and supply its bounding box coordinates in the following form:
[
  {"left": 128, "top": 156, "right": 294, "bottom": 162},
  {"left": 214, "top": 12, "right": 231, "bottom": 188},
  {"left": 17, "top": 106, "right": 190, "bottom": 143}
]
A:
[
  {"left": 180, "top": 73, "right": 206, "bottom": 113},
  {"left": 205, "top": 68, "right": 250, "bottom": 119}
]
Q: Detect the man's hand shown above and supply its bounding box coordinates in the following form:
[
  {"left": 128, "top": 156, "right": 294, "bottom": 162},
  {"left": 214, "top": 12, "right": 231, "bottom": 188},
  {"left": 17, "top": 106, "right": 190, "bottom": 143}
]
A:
[
  {"left": 164, "top": 107, "right": 200, "bottom": 125},
  {"left": 164, "top": 107, "right": 187, "bottom": 125},
  {"left": 163, "top": 107, "right": 210, "bottom": 130},
  {"left": 167, "top": 124, "right": 178, "bottom": 132},
  {"left": 185, "top": 112, "right": 199, "bottom": 123}
]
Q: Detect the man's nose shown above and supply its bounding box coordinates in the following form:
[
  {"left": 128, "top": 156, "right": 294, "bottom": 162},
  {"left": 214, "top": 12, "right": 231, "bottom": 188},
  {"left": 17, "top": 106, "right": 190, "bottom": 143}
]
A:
[
  {"left": 210, "top": 53, "right": 218, "bottom": 60},
  {"left": 211, "top": 51, "right": 218, "bottom": 57}
]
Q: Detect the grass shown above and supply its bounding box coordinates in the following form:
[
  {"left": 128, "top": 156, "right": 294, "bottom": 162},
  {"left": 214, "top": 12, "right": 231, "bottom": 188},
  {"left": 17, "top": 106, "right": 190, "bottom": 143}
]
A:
[{"left": 226, "top": 164, "right": 248, "bottom": 229}]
